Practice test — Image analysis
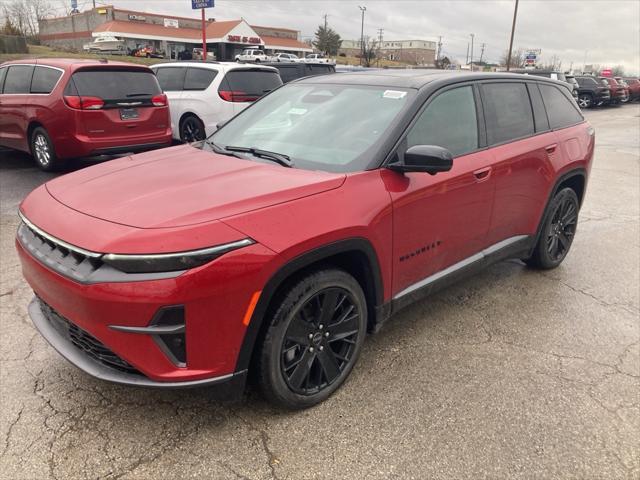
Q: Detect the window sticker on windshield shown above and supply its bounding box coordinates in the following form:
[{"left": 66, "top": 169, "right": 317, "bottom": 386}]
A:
[
  {"left": 382, "top": 90, "right": 407, "bottom": 99},
  {"left": 288, "top": 107, "right": 307, "bottom": 115}
]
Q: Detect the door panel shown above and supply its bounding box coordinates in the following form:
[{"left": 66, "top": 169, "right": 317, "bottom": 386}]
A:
[{"left": 387, "top": 85, "right": 495, "bottom": 297}]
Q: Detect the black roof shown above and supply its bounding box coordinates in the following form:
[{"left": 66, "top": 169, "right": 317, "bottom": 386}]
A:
[{"left": 297, "top": 69, "right": 564, "bottom": 89}]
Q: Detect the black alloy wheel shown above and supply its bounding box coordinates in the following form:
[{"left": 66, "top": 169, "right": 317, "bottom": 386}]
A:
[
  {"left": 526, "top": 187, "right": 579, "bottom": 269},
  {"left": 258, "top": 269, "right": 367, "bottom": 409},
  {"left": 180, "top": 115, "right": 206, "bottom": 143}
]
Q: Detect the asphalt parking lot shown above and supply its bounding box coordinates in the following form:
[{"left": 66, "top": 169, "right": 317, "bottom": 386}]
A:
[{"left": 1, "top": 105, "right": 638, "bottom": 480}]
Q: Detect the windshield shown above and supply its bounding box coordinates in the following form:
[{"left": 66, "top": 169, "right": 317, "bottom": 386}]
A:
[{"left": 208, "top": 83, "right": 412, "bottom": 173}]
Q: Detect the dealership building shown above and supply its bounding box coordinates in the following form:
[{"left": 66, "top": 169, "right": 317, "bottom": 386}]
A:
[
  {"left": 38, "top": 5, "right": 312, "bottom": 60},
  {"left": 339, "top": 39, "right": 437, "bottom": 66}
]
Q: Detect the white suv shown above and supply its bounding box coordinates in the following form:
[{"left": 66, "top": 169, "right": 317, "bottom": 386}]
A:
[
  {"left": 271, "top": 53, "right": 300, "bottom": 62},
  {"left": 151, "top": 62, "right": 281, "bottom": 142},
  {"left": 234, "top": 49, "right": 269, "bottom": 63},
  {"left": 303, "top": 54, "right": 336, "bottom": 65}
]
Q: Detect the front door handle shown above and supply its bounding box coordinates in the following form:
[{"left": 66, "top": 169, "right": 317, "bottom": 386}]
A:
[
  {"left": 473, "top": 166, "right": 492, "bottom": 181},
  {"left": 545, "top": 144, "right": 558, "bottom": 154}
]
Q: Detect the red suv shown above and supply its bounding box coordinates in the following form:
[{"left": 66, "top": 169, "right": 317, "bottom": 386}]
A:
[
  {"left": 17, "top": 72, "right": 594, "bottom": 408},
  {"left": 599, "top": 76, "right": 628, "bottom": 104},
  {"left": 0, "top": 59, "right": 172, "bottom": 171}
]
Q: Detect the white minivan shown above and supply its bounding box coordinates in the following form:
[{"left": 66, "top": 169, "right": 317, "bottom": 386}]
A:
[{"left": 151, "top": 62, "right": 282, "bottom": 142}]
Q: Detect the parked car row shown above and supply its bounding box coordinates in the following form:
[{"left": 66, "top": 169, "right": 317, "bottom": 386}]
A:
[
  {"left": 511, "top": 68, "right": 639, "bottom": 109},
  {"left": 234, "top": 48, "right": 336, "bottom": 64},
  {"left": 0, "top": 58, "right": 337, "bottom": 170}
]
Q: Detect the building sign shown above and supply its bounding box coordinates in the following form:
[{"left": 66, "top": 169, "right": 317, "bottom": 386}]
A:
[
  {"left": 228, "top": 35, "right": 261, "bottom": 44},
  {"left": 164, "top": 18, "right": 179, "bottom": 28},
  {"left": 192, "top": 0, "right": 214, "bottom": 9},
  {"left": 128, "top": 14, "right": 146, "bottom": 21},
  {"left": 524, "top": 49, "right": 541, "bottom": 67},
  {"left": 600, "top": 69, "right": 613, "bottom": 77}
]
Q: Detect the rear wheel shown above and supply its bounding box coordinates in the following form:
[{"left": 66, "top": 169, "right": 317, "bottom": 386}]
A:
[
  {"left": 525, "top": 188, "right": 579, "bottom": 269},
  {"left": 30, "top": 127, "right": 58, "bottom": 172},
  {"left": 578, "top": 94, "right": 593, "bottom": 109},
  {"left": 258, "top": 269, "right": 367, "bottom": 409},
  {"left": 179, "top": 115, "right": 206, "bottom": 143}
]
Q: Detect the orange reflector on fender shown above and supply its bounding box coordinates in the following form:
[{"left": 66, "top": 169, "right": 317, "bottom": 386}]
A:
[{"left": 242, "top": 291, "right": 261, "bottom": 326}]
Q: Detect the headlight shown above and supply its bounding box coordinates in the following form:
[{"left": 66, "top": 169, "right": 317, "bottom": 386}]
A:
[{"left": 102, "top": 238, "right": 254, "bottom": 273}]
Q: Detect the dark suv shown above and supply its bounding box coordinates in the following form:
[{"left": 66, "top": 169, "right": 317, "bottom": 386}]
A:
[
  {"left": 18, "top": 71, "right": 594, "bottom": 408},
  {"left": 574, "top": 75, "right": 611, "bottom": 108},
  {"left": 261, "top": 62, "right": 336, "bottom": 83},
  {"left": 512, "top": 69, "right": 578, "bottom": 101}
]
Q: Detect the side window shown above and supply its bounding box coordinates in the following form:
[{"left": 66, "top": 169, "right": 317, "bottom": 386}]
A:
[
  {"left": 527, "top": 83, "right": 550, "bottom": 132},
  {"left": 155, "top": 67, "right": 186, "bottom": 91},
  {"left": 482, "top": 82, "right": 534, "bottom": 144},
  {"left": 0, "top": 67, "right": 7, "bottom": 93},
  {"left": 184, "top": 68, "right": 217, "bottom": 90},
  {"left": 31, "top": 67, "right": 63, "bottom": 94},
  {"left": 539, "top": 84, "right": 583, "bottom": 130},
  {"left": 277, "top": 66, "right": 298, "bottom": 83},
  {"left": 3, "top": 65, "right": 34, "bottom": 94},
  {"left": 406, "top": 86, "right": 478, "bottom": 157}
]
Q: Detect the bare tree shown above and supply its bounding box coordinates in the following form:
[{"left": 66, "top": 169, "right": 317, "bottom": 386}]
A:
[
  {"left": 361, "top": 38, "right": 377, "bottom": 67},
  {"left": 500, "top": 48, "right": 525, "bottom": 68},
  {"left": 1, "top": 0, "right": 53, "bottom": 37}
]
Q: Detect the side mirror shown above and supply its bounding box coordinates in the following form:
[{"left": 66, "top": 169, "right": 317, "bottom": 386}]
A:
[
  {"left": 388, "top": 145, "right": 453, "bottom": 175},
  {"left": 216, "top": 120, "right": 228, "bottom": 130}
]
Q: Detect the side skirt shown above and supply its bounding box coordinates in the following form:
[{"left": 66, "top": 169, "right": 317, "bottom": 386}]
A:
[{"left": 374, "top": 235, "right": 534, "bottom": 330}]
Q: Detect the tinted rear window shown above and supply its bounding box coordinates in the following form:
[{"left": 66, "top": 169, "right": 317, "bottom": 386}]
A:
[
  {"left": 184, "top": 68, "right": 217, "bottom": 90},
  {"left": 482, "top": 82, "right": 535, "bottom": 144},
  {"left": 31, "top": 66, "right": 63, "bottom": 94},
  {"left": 274, "top": 65, "right": 301, "bottom": 83},
  {"left": 221, "top": 70, "right": 282, "bottom": 96},
  {"left": 3, "top": 65, "right": 34, "bottom": 94},
  {"left": 155, "top": 67, "right": 186, "bottom": 91},
  {"left": 70, "top": 69, "right": 160, "bottom": 99},
  {"left": 539, "top": 84, "right": 583, "bottom": 129}
]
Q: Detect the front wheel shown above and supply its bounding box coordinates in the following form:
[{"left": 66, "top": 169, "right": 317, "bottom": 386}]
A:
[
  {"left": 257, "top": 269, "right": 367, "bottom": 409},
  {"left": 525, "top": 188, "right": 579, "bottom": 269},
  {"left": 30, "top": 127, "right": 58, "bottom": 171}
]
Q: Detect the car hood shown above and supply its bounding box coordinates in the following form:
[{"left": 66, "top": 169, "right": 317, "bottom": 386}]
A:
[{"left": 46, "top": 144, "right": 346, "bottom": 229}]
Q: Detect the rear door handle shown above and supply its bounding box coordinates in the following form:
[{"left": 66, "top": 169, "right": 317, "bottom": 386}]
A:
[
  {"left": 545, "top": 144, "right": 558, "bottom": 154},
  {"left": 473, "top": 166, "right": 492, "bottom": 181}
]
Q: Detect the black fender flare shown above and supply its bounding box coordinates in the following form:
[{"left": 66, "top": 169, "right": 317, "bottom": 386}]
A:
[{"left": 234, "top": 237, "right": 384, "bottom": 372}]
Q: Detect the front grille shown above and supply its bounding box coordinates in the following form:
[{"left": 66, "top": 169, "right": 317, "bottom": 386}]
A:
[
  {"left": 39, "top": 299, "right": 141, "bottom": 376},
  {"left": 17, "top": 221, "right": 103, "bottom": 283}
]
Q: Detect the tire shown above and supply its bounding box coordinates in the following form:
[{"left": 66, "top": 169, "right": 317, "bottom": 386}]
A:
[
  {"left": 30, "top": 127, "right": 58, "bottom": 171},
  {"left": 257, "top": 269, "right": 367, "bottom": 409},
  {"left": 578, "top": 94, "right": 593, "bottom": 109},
  {"left": 179, "top": 115, "right": 206, "bottom": 143},
  {"left": 254, "top": 58, "right": 260, "bottom": 63},
  {"left": 525, "top": 187, "right": 579, "bottom": 269}
]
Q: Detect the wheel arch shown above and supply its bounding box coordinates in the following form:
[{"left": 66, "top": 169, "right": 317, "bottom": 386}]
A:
[
  {"left": 235, "top": 238, "right": 385, "bottom": 373},
  {"left": 530, "top": 167, "right": 587, "bottom": 255}
]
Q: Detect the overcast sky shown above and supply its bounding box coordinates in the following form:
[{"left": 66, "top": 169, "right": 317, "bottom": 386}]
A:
[{"left": 63, "top": 0, "right": 640, "bottom": 73}]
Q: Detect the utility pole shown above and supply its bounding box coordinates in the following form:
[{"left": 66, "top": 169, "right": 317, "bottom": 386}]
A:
[
  {"left": 377, "top": 28, "right": 383, "bottom": 67},
  {"left": 436, "top": 35, "right": 442, "bottom": 63},
  {"left": 465, "top": 42, "right": 469, "bottom": 64},
  {"left": 470, "top": 33, "right": 474, "bottom": 71},
  {"left": 506, "top": 0, "right": 519, "bottom": 71},
  {"left": 479, "top": 42, "right": 486, "bottom": 66},
  {"left": 359, "top": 5, "right": 366, "bottom": 66}
]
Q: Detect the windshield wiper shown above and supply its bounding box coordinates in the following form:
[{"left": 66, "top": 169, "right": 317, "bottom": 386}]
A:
[{"left": 225, "top": 146, "right": 293, "bottom": 168}]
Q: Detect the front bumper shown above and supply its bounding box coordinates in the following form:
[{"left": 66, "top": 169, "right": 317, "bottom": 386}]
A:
[{"left": 29, "top": 297, "right": 247, "bottom": 390}]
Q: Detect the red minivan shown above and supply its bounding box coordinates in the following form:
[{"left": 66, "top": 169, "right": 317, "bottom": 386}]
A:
[{"left": 0, "top": 59, "right": 172, "bottom": 170}]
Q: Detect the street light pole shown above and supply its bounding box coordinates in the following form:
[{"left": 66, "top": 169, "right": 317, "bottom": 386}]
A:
[
  {"left": 359, "top": 5, "right": 366, "bottom": 66},
  {"left": 470, "top": 33, "right": 474, "bottom": 71},
  {"left": 506, "top": 0, "right": 519, "bottom": 71}
]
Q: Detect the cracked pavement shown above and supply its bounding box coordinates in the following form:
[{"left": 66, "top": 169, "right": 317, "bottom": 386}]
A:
[{"left": 1, "top": 105, "right": 639, "bottom": 479}]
